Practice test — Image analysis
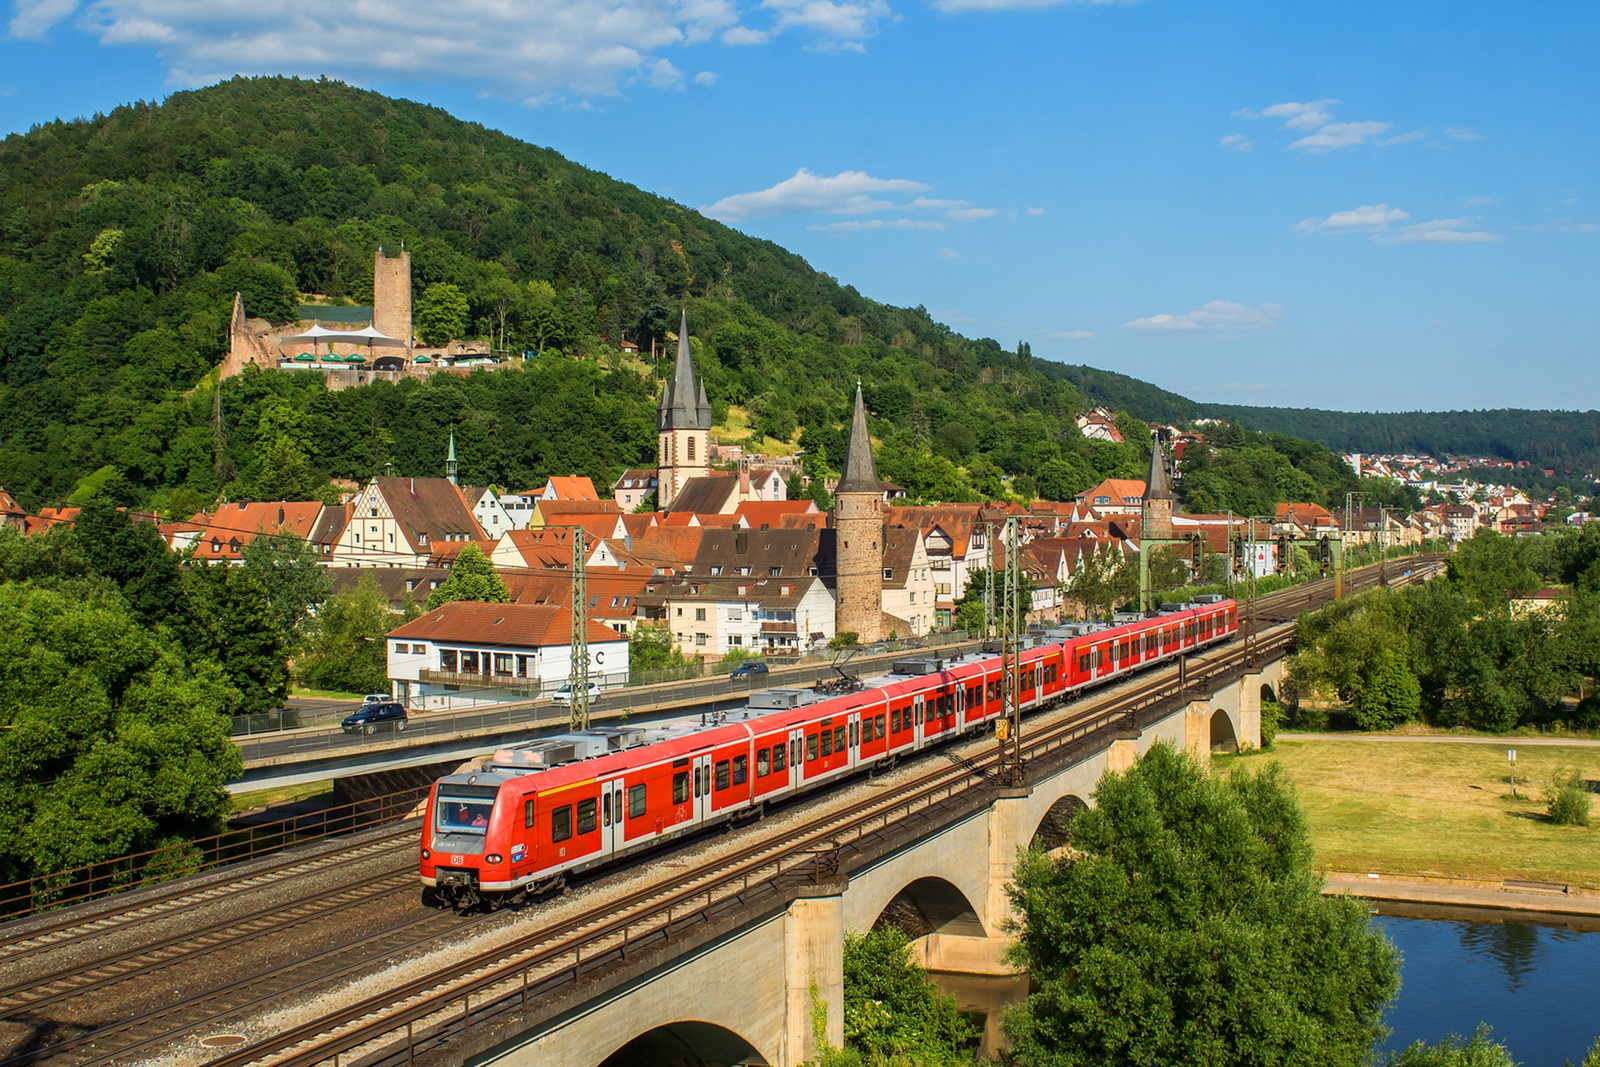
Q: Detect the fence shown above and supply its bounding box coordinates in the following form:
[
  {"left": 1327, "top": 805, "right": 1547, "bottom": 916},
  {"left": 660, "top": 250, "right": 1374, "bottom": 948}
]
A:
[{"left": 0, "top": 785, "right": 429, "bottom": 920}]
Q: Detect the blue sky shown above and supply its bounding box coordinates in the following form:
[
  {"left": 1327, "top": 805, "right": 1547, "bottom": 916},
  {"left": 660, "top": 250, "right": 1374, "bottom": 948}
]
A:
[{"left": 1, "top": 0, "right": 1595, "bottom": 411}]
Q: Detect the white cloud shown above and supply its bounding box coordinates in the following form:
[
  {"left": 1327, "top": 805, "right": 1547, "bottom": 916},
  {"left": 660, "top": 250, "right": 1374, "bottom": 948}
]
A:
[
  {"left": 938, "top": 247, "right": 960, "bottom": 259},
  {"left": 1445, "top": 127, "right": 1486, "bottom": 141},
  {"left": 760, "top": 0, "right": 887, "bottom": 42},
  {"left": 693, "top": 70, "right": 717, "bottom": 86},
  {"left": 13, "top": 0, "right": 880, "bottom": 98},
  {"left": 1383, "top": 128, "right": 1426, "bottom": 145},
  {"left": 1123, "top": 301, "right": 1281, "bottom": 333},
  {"left": 1047, "top": 329, "right": 1093, "bottom": 340},
  {"left": 1235, "top": 99, "right": 1337, "bottom": 130},
  {"left": 1386, "top": 218, "right": 1502, "bottom": 244},
  {"left": 945, "top": 206, "right": 997, "bottom": 221},
  {"left": 1463, "top": 195, "right": 1495, "bottom": 207},
  {"left": 808, "top": 218, "right": 946, "bottom": 232},
  {"left": 1289, "top": 120, "right": 1392, "bottom": 152},
  {"left": 1219, "top": 133, "right": 1253, "bottom": 152},
  {"left": 1530, "top": 221, "right": 1598, "bottom": 234},
  {"left": 702, "top": 168, "right": 928, "bottom": 221},
  {"left": 1025, "top": 207, "right": 1045, "bottom": 216},
  {"left": 1295, "top": 203, "right": 1411, "bottom": 234}
]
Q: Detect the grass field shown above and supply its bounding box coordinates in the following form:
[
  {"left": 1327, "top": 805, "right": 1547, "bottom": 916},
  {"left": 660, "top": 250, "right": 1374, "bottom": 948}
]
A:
[
  {"left": 229, "top": 779, "right": 335, "bottom": 814},
  {"left": 1215, "top": 739, "right": 1600, "bottom": 887}
]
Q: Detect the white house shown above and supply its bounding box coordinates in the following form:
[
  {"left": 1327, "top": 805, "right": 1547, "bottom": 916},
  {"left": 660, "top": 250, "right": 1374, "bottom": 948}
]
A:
[
  {"left": 386, "top": 601, "right": 628, "bottom": 710},
  {"left": 463, "top": 487, "right": 514, "bottom": 538},
  {"left": 331, "top": 477, "right": 484, "bottom": 569}
]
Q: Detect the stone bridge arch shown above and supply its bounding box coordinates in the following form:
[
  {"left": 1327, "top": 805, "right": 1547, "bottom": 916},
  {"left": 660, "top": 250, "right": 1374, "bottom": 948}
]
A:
[
  {"left": 1028, "top": 793, "right": 1090, "bottom": 853},
  {"left": 873, "top": 876, "right": 986, "bottom": 938},
  {"left": 844, "top": 817, "right": 994, "bottom": 937},
  {"left": 599, "top": 1020, "right": 769, "bottom": 1066}
]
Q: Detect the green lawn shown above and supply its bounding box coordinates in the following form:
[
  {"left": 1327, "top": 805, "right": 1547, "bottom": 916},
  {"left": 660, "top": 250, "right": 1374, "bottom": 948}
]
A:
[
  {"left": 230, "top": 779, "right": 335, "bottom": 814},
  {"left": 288, "top": 685, "right": 367, "bottom": 701},
  {"left": 1216, "top": 739, "right": 1600, "bottom": 888}
]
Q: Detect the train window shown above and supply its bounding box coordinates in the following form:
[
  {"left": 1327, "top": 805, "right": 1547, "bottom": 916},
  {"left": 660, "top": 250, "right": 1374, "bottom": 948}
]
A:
[
  {"left": 757, "top": 749, "right": 771, "bottom": 777},
  {"left": 576, "top": 798, "right": 597, "bottom": 835},
  {"left": 849, "top": 722, "right": 859, "bottom": 747},
  {"left": 860, "top": 717, "right": 873, "bottom": 744},
  {"left": 891, "top": 707, "right": 902, "bottom": 733},
  {"left": 524, "top": 798, "right": 535, "bottom": 829},
  {"left": 834, "top": 725, "right": 847, "bottom": 751},
  {"left": 732, "top": 755, "right": 748, "bottom": 785},
  {"left": 876, "top": 713, "right": 886, "bottom": 737},
  {"left": 551, "top": 804, "right": 573, "bottom": 842},
  {"left": 628, "top": 783, "right": 647, "bottom": 818},
  {"left": 602, "top": 793, "right": 611, "bottom": 826},
  {"left": 819, "top": 730, "right": 833, "bottom": 757},
  {"left": 808, "top": 733, "right": 820, "bottom": 761},
  {"left": 1078, "top": 653, "right": 1089, "bottom": 671},
  {"left": 776, "top": 743, "right": 788, "bottom": 773},
  {"left": 915, "top": 703, "right": 923, "bottom": 725},
  {"left": 715, "top": 760, "right": 731, "bottom": 790},
  {"left": 673, "top": 771, "right": 689, "bottom": 804},
  {"left": 439, "top": 797, "right": 494, "bottom": 834}
]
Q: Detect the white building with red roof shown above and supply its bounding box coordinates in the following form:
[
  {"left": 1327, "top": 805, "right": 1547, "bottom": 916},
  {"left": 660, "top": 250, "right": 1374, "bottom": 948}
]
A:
[{"left": 386, "top": 601, "right": 628, "bottom": 709}]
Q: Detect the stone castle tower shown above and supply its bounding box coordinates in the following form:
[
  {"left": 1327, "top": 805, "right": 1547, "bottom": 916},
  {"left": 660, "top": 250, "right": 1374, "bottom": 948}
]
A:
[
  {"left": 656, "top": 309, "right": 712, "bottom": 508},
  {"left": 1142, "top": 431, "right": 1175, "bottom": 541},
  {"left": 373, "top": 248, "right": 412, "bottom": 345},
  {"left": 834, "top": 384, "right": 884, "bottom": 643}
]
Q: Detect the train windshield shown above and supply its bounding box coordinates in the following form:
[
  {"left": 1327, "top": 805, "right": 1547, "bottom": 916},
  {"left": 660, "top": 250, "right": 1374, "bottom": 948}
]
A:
[{"left": 436, "top": 794, "right": 496, "bottom": 834}]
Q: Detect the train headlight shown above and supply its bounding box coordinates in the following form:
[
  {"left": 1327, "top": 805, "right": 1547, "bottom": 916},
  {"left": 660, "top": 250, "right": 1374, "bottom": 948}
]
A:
[
  {"left": 486, "top": 854, "right": 503, "bottom": 864},
  {"left": 420, "top": 849, "right": 430, "bottom": 860}
]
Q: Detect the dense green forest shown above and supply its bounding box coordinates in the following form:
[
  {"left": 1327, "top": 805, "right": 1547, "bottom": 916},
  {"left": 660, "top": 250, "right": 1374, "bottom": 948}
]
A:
[{"left": 0, "top": 75, "right": 1384, "bottom": 519}]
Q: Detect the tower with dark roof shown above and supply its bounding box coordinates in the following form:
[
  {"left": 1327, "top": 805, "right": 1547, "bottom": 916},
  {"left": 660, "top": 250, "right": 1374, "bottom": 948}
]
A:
[
  {"left": 657, "top": 310, "right": 712, "bottom": 508},
  {"left": 1142, "top": 431, "right": 1175, "bottom": 541},
  {"left": 834, "top": 384, "right": 883, "bottom": 643}
]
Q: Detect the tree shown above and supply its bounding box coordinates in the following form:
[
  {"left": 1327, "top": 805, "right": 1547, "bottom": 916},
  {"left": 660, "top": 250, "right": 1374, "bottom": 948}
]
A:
[
  {"left": 73, "top": 503, "right": 187, "bottom": 630},
  {"left": 1386, "top": 1024, "right": 1515, "bottom": 1067},
  {"left": 241, "top": 530, "right": 334, "bottom": 649},
  {"left": 839, "top": 926, "right": 978, "bottom": 1064},
  {"left": 524, "top": 279, "right": 561, "bottom": 352},
  {"left": 630, "top": 624, "right": 687, "bottom": 672},
  {"left": 953, "top": 566, "right": 1035, "bottom": 635},
  {"left": 425, "top": 543, "right": 510, "bottom": 609},
  {"left": 299, "top": 574, "right": 396, "bottom": 695},
  {"left": 416, "top": 282, "right": 470, "bottom": 346},
  {"left": 1005, "top": 743, "right": 1399, "bottom": 1067},
  {"left": 182, "top": 564, "right": 290, "bottom": 717},
  {"left": 0, "top": 581, "right": 243, "bottom": 883}
]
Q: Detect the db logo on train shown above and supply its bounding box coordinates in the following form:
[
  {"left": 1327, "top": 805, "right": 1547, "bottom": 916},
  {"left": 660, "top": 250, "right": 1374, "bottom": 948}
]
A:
[{"left": 450, "top": 854, "right": 464, "bottom": 865}]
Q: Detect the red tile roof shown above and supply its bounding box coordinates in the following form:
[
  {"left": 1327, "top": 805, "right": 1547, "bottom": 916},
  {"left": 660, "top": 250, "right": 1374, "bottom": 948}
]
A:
[{"left": 387, "top": 601, "right": 620, "bottom": 648}]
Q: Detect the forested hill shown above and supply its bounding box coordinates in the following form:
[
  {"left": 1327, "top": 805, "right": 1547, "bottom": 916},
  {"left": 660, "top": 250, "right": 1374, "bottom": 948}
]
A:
[
  {"left": 1056, "top": 364, "right": 1600, "bottom": 474},
  {"left": 1201, "top": 406, "right": 1600, "bottom": 472},
  {"left": 0, "top": 75, "right": 1372, "bottom": 518}
]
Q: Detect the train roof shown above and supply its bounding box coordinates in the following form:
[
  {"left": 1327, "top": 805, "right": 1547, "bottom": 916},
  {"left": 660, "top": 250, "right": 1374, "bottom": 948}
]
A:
[{"left": 437, "top": 597, "right": 1235, "bottom": 796}]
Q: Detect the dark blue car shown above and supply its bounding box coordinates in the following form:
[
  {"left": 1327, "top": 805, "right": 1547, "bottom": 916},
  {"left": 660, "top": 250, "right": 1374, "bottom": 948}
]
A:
[
  {"left": 342, "top": 702, "right": 409, "bottom": 735},
  {"left": 729, "top": 661, "right": 769, "bottom": 678}
]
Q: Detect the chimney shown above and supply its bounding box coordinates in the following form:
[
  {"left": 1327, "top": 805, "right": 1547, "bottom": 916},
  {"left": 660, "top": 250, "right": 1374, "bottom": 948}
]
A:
[{"left": 739, "top": 457, "right": 751, "bottom": 495}]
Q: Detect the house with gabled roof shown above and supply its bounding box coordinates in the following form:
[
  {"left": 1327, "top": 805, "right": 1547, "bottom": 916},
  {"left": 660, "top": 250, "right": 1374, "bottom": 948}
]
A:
[
  {"left": 462, "top": 486, "right": 513, "bottom": 538},
  {"left": 332, "top": 477, "right": 485, "bottom": 568},
  {"left": 612, "top": 469, "right": 659, "bottom": 512},
  {"left": 179, "top": 501, "right": 326, "bottom": 565},
  {"left": 1075, "top": 478, "right": 1146, "bottom": 516}
]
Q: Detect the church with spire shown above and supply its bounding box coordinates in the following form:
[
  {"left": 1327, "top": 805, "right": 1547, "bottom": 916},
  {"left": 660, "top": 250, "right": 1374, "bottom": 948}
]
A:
[
  {"left": 1141, "top": 430, "right": 1176, "bottom": 541},
  {"left": 657, "top": 309, "right": 713, "bottom": 509}
]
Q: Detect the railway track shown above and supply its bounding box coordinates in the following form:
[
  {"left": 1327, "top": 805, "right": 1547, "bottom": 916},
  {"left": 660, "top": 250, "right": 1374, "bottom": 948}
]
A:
[{"left": 0, "top": 557, "right": 1438, "bottom": 1067}]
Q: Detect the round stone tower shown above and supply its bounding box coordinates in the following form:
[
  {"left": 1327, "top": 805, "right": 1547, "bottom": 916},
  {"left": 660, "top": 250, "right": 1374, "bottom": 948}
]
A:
[{"left": 834, "top": 384, "right": 883, "bottom": 643}]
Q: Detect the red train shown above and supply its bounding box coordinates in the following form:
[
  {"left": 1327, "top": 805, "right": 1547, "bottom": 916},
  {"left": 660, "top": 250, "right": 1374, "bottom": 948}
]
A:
[{"left": 421, "top": 597, "right": 1238, "bottom": 907}]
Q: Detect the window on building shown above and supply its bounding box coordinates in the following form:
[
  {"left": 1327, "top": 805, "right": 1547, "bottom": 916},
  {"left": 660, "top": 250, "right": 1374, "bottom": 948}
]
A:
[
  {"left": 461, "top": 650, "right": 479, "bottom": 673},
  {"left": 710, "top": 565, "right": 723, "bottom": 576},
  {"left": 695, "top": 608, "right": 707, "bottom": 621},
  {"left": 729, "top": 635, "right": 742, "bottom": 646},
  {"left": 883, "top": 568, "right": 893, "bottom": 579},
  {"left": 493, "top": 653, "right": 513, "bottom": 674},
  {"left": 696, "top": 633, "right": 708, "bottom": 646},
  {"left": 688, "top": 437, "right": 696, "bottom": 461},
  {"left": 769, "top": 566, "right": 782, "bottom": 576},
  {"left": 394, "top": 642, "right": 406, "bottom": 654},
  {"left": 440, "top": 649, "right": 458, "bottom": 671}
]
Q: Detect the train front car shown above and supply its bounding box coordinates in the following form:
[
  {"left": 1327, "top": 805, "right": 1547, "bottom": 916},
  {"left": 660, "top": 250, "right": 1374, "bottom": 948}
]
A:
[{"left": 420, "top": 772, "right": 513, "bottom": 909}]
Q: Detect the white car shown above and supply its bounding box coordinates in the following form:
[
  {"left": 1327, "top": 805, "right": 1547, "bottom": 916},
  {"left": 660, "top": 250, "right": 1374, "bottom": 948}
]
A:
[
  {"left": 550, "top": 681, "right": 604, "bottom": 705},
  {"left": 362, "top": 694, "right": 390, "bottom": 705}
]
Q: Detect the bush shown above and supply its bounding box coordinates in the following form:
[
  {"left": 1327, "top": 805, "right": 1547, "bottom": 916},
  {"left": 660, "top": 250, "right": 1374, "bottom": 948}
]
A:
[
  {"left": 1386, "top": 1023, "right": 1515, "bottom": 1066},
  {"left": 1260, "top": 700, "right": 1281, "bottom": 747},
  {"left": 1544, "top": 769, "right": 1592, "bottom": 827}
]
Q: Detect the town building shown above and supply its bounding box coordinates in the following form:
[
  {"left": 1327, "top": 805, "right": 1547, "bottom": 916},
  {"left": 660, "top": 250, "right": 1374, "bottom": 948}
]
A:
[
  {"left": 834, "top": 384, "right": 886, "bottom": 643},
  {"left": 1076, "top": 478, "right": 1145, "bottom": 515},
  {"left": 386, "top": 601, "right": 627, "bottom": 710},
  {"left": 657, "top": 310, "right": 713, "bottom": 508},
  {"left": 612, "top": 469, "right": 658, "bottom": 511},
  {"left": 331, "top": 477, "right": 485, "bottom": 568}
]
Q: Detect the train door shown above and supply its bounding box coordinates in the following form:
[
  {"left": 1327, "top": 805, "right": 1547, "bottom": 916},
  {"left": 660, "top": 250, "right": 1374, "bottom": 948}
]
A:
[
  {"left": 789, "top": 729, "right": 804, "bottom": 791},
  {"left": 693, "top": 753, "right": 714, "bottom": 823},
  {"left": 847, "top": 712, "right": 860, "bottom": 769},
  {"left": 600, "top": 776, "right": 625, "bottom": 854},
  {"left": 912, "top": 694, "right": 926, "bottom": 749}
]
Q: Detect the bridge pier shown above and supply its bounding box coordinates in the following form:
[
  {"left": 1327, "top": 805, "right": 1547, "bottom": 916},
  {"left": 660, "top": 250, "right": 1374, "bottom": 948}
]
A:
[{"left": 783, "top": 884, "right": 845, "bottom": 1065}]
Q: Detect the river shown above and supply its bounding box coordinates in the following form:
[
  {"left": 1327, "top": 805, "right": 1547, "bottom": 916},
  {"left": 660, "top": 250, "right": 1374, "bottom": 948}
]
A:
[{"left": 932, "top": 903, "right": 1600, "bottom": 1064}]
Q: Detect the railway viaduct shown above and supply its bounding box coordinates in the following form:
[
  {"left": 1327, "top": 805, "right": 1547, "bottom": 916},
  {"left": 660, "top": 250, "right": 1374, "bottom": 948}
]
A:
[{"left": 451, "top": 657, "right": 1288, "bottom": 1067}]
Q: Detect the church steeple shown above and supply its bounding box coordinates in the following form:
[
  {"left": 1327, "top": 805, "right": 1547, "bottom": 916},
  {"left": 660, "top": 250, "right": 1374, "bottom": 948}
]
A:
[
  {"left": 836, "top": 383, "right": 879, "bottom": 494},
  {"left": 1145, "top": 432, "right": 1173, "bottom": 500},
  {"left": 661, "top": 309, "right": 711, "bottom": 432},
  {"left": 446, "top": 428, "right": 458, "bottom": 485}
]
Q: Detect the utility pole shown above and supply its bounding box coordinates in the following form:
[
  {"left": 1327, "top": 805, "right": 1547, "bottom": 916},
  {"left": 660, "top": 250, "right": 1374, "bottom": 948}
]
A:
[
  {"left": 983, "top": 522, "right": 997, "bottom": 641},
  {"left": 996, "top": 515, "right": 1025, "bottom": 785},
  {"left": 569, "top": 527, "right": 590, "bottom": 731}
]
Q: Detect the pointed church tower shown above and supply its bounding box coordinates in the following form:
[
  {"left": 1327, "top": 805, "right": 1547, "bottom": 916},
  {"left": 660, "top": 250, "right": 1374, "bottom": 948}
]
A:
[
  {"left": 446, "top": 428, "right": 459, "bottom": 485},
  {"left": 1142, "top": 431, "right": 1174, "bottom": 541},
  {"left": 834, "top": 384, "right": 884, "bottom": 643},
  {"left": 657, "top": 309, "right": 711, "bottom": 508}
]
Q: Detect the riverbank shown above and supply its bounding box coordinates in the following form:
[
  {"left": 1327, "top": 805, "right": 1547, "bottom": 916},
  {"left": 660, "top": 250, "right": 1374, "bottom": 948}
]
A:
[
  {"left": 1325, "top": 871, "right": 1600, "bottom": 919},
  {"left": 1216, "top": 737, "right": 1600, "bottom": 888}
]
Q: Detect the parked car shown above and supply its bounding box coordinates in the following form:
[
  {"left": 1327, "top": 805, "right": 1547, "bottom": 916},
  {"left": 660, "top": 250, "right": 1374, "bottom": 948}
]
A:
[
  {"left": 729, "top": 660, "right": 770, "bottom": 678},
  {"left": 342, "top": 702, "right": 409, "bottom": 735},
  {"left": 361, "top": 694, "right": 389, "bottom": 705},
  {"left": 550, "top": 681, "right": 604, "bottom": 705}
]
